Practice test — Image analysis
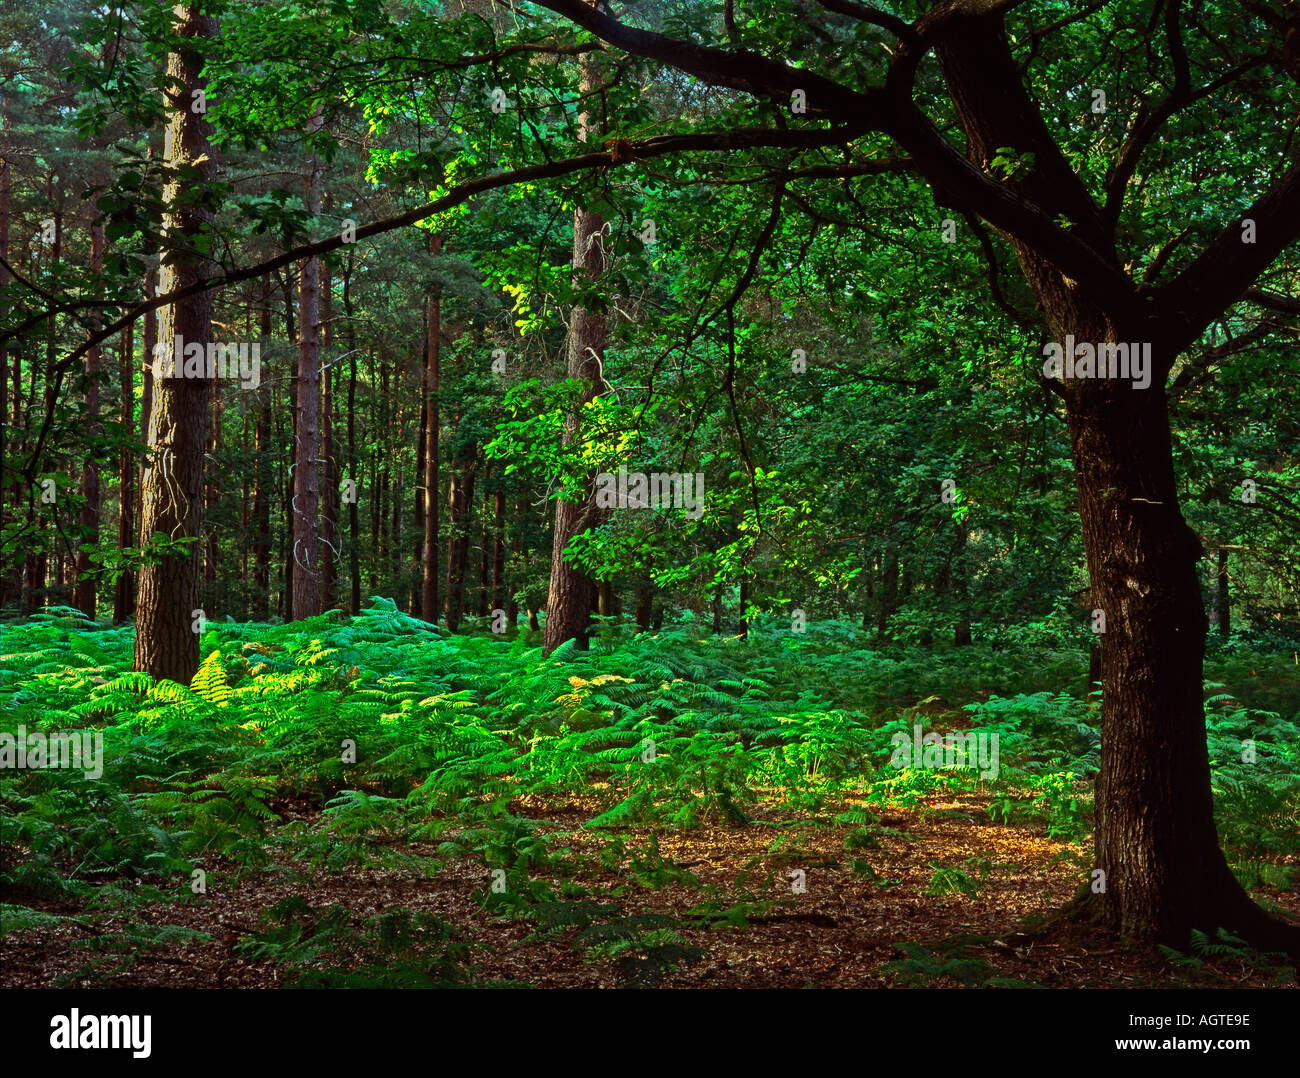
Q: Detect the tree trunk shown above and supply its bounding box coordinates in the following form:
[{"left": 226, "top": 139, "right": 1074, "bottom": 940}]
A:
[
  {"left": 0, "top": 129, "right": 11, "bottom": 610},
  {"left": 133, "top": 2, "right": 218, "bottom": 684},
  {"left": 506, "top": 497, "right": 525, "bottom": 627},
  {"left": 203, "top": 371, "right": 219, "bottom": 586},
  {"left": 411, "top": 345, "right": 426, "bottom": 618},
  {"left": 391, "top": 406, "right": 405, "bottom": 607},
  {"left": 478, "top": 465, "right": 491, "bottom": 617},
  {"left": 1066, "top": 373, "right": 1297, "bottom": 950},
  {"left": 1215, "top": 545, "right": 1230, "bottom": 636},
  {"left": 935, "top": 8, "right": 1299, "bottom": 956},
  {"left": 320, "top": 256, "right": 338, "bottom": 611},
  {"left": 422, "top": 231, "right": 442, "bottom": 623},
  {"left": 113, "top": 323, "right": 135, "bottom": 621},
  {"left": 251, "top": 289, "right": 272, "bottom": 618},
  {"left": 291, "top": 109, "right": 324, "bottom": 620},
  {"left": 281, "top": 269, "right": 296, "bottom": 619},
  {"left": 341, "top": 257, "right": 361, "bottom": 615},
  {"left": 492, "top": 487, "right": 506, "bottom": 615},
  {"left": 635, "top": 579, "right": 654, "bottom": 632},
  {"left": 952, "top": 521, "right": 972, "bottom": 646},
  {"left": 443, "top": 463, "right": 476, "bottom": 632},
  {"left": 876, "top": 549, "right": 898, "bottom": 639},
  {"left": 738, "top": 574, "right": 750, "bottom": 641},
  {"left": 543, "top": 43, "right": 608, "bottom": 653}
]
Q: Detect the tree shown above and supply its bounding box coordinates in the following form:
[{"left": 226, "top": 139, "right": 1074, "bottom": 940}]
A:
[
  {"left": 133, "top": 1, "right": 218, "bottom": 684},
  {"left": 291, "top": 107, "right": 324, "bottom": 620},
  {"left": 543, "top": 17, "right": 611, "bottom": 653},
  {"left": 422, "top": 230, "right": 442, "bottom": 623},
  {"left": 522, "top": 0, "right": 1300, "bottom": 954}
]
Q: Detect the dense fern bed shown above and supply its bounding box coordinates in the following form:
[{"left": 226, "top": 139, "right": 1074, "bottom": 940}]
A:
[{"left": 2, "top": 602, "right": 1297, "bottom": 988}]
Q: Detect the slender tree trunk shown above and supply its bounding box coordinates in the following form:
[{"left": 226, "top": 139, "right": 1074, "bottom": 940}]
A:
[
  {"left": 32, "top": 197, "right": 62, "bottom": 612},
  {"left": 113, "top": 323, "right": 135, "bottom": 621},
  {"left": 391, "top": 406, "right": 405, "bottom": 607},
  {"left": 543, "top": 40, "right": 608, "bottom": 652},
  {"left": 203, "top": 373, "right": 219, "bottom": 586},
  {"left": 251, "top": 289, "right": 272, "bottom": 618},
  {"left": 877, "top": 549, "right": 899, "bottom": 639},
  {"left": 492, "top": 487, "right": 505, "bottom": 615},
  {"left": 443, "top": 462, "right": 476, "bottom": 632},
  {"left": 375, "top": 363, "right": 388, "bottom": 592},
  {"left": 0, "top": 130, "right": 13, "bottom": 608},
  {"left": 342, "top": 258, "right": 361, "bottom": 615},
  {"left": 141, "top": 262, "right": 156, "bottom": 457},
  {"left": 506, "top": 497, "right": 525, "bottom": 627},
  {"left": 133, "top": 2, "right": 218, "bottom": 683},
  {"left": 281, "top": 269, "right": 296, "bottom": 619},
  {"left": 478, "top": 465, "right": 491, "bottom": 617},
  {"left": 412, "top": 346, "right": 426, "bottom": 618},
  {"left": 1215, "top": 545, "right": 1230, "bottom": 635},
  {"left": 738, "top": 574, "right": 750, "bottom": 641},
  {"left": 422, "top": 232, "right": 442, "bottom": 622},
  {"left": 291, "top": 109, "right": 324, "bottom": 620},
  {"left": 635, "top": 579, "right": 654, "bottom": 632},
  {"left": 320, "top": 256, "right": 338, "bottom": 611},
  {"left": 952, "top": 522, "right": 972, "bottom": 646}
]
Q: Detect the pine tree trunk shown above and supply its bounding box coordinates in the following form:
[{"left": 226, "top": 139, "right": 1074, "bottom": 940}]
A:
[
  {"left": 543, "top": 42, "right": 608, "bottom": 653},
  {"left": 0, "top": 130, "right": 13, "bottom": 609},
  {"left": 342, "top": 259, "right": 361, "bottom": 615},
  {"left": 422, "top": 232, "right": 442, "bottom": 623},
  {"left": 1216, "top": 545, "right": 1230, "bottom": 635},
  {"left": 203, "top": 374, "right": 219, "bottom": 586},
  {"left": 492, "top": 487, "right": 505, "bottom": 615},
  {"left": 506, "top": 497, "right": 525, "bottom": 628},
  {"left": 281, "top": 270, "right": 296, "bottom": 620},
  {"left": 478, "top": 465, "right": 491, "bottom": 617},
  {"left": 291, "top": 109, "right": 324, "bottom": 620},
  {"left": 113, "top": 322, "right": 135, "bottom": 621},
  {"left": 443, "top": 463, "right": 476, "bottom": 632},
  {"left": 320, "top": 257, "right": 338, "bottom": 611},
  {"left": 133, "top": 2, "right": 218, "bottom": 683},
  {"left": 251, "top": 291, "right": 272, "bottom": 619}
]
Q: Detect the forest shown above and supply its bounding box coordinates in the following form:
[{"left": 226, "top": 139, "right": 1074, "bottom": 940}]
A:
[{"left": 1, "top": 0, "right": 1298, "bottom": 1004}]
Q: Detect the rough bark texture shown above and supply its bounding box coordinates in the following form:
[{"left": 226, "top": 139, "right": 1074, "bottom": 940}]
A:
[{"left": 133, "top": 2, "right": 217, "bottom": 684}]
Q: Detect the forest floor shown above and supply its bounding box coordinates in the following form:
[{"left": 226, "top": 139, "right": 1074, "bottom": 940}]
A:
[
  {"left": 5, "top": 786, "right": 1297, "bottom": 989},
  {"left": 3, "top": 608, "right": 1298, "bottom": 989}
]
